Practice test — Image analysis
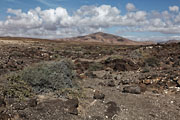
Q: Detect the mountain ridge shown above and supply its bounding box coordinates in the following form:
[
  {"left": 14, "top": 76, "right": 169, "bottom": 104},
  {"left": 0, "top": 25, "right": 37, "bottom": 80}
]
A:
[{"left": 57, "top": 32, "right": 155, "bottom": 45}]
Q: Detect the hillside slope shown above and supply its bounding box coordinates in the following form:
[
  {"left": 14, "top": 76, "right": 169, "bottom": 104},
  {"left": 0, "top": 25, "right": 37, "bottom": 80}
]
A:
[{"left": 58, "top": 32, "right": 154, "bottom": 45}]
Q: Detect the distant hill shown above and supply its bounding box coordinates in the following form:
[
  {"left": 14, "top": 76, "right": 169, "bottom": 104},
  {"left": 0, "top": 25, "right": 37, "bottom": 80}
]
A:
[
  {"left": 0, "top": 32, "right": 156, "bottom": 45},
  {"left": 57, "top": 32, "right": 154, "bottom": 45},
  {"left": 159, "top": 40, "right": 180, "bottom": 44}
]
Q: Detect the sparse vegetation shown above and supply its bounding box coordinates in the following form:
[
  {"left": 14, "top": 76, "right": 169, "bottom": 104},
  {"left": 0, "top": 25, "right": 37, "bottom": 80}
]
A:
[
  {"left": 0, "top": 36, "right": 180, "bottom": 120},
  {"left": 2, "top": 73, "right": 33, "bottom": 99},
  {"left": 144, "top": 56, "right": 160, "bottom": 67},
  {"left": 58, "top": 87, "right": 86, "bottom": 99},
  {"left": 20, "top": 59, "right": 77, "bottom": 93},
  {"left": 1, "top": 59, "right": 77, "bottom": 99}
]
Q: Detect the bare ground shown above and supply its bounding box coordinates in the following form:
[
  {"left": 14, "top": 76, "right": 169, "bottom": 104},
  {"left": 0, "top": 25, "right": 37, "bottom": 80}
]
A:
[{"left": 0, "top": 38, "right": 180, "bottom": 120}]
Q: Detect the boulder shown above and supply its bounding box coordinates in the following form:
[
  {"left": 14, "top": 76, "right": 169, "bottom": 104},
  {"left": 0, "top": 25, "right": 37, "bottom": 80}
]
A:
[
  {"left": 104, "top": 101, "right": 120, "bottom": 119},
  {"left": 103, "top": 57, "right": 138, "bottom": 71},
  {"left": 107, "top": 80, "right": 115, "bottom": 87},
  {"left": 65, "top": 98, "right": 79, "bottom": 115},
  {"left": 28, "top": 98, "right": 38, "bottom": 107},
  {"left": 0, "top": 97, "right": 6, "bottom": 113},
  {"left": 0, "top": 97, "right": 6, "bottom": 108},
  {"left": 93, "top": 90, "right": 105, "bottom": 100},
  {"left": 123, "top": 86, "right": 141, "bottom": 94}
]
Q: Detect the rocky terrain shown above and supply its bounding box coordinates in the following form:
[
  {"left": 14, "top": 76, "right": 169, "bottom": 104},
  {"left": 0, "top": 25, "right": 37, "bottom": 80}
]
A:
[{"left": 0, "top": 34, "right": 180, "bottom": 120}]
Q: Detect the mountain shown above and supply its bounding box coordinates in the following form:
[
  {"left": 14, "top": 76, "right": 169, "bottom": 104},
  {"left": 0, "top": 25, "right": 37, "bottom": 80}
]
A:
[
  {"left": 159, "top": 40, "right": 180, "bottom": 44},
  {"left": 57, "top": 32, "right": 154, "bottom": 45}
]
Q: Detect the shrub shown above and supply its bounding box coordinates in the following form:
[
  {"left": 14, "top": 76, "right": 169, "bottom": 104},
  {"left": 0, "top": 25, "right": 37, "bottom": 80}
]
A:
[
  {"left": 20, "top": 59, "right": 76, "bottom": 93},
  {"left": 3, "top": 74, "right": 33, "bottom": 99},
  {"left": 144, "top": 57, "right": 160, "bottom": 67},
  {"left": 2, "top": 59, "right": 77, "bottom": 99}
]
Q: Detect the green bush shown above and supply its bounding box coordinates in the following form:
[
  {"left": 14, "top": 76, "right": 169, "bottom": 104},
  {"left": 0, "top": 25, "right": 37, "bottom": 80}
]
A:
[
  {"left": 3, "top": 74, "right": 33, "bottom": 99},
  {"left": 20, "top": 59, "right": 76, "bottom": 93},
  {"left": 144, "top": 57, "right": 160, "bottom": 67},
  {"left": 2, "top": 59, "right": 77, "bottom": 99}
]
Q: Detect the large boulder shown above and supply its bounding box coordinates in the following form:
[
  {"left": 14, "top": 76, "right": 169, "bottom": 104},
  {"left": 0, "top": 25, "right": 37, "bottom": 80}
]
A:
[
  {"left": 123, "top": 86, "right": 141, "bottom": 94},
  {"left": 103, "top": 57, "right": 138, "bottom": 71}
]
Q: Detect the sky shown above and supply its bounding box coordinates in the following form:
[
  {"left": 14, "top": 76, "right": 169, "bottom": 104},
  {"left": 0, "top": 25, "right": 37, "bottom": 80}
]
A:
[{"left": 0, "top": 0, "right": 180, "bottom": 41}]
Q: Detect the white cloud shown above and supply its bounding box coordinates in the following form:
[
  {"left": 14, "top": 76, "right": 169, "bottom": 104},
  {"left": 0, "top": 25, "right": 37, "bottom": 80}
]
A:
[
  {"left": 123, "top": 35, "right": 180, "bottom": 42},
  {"left": 0, "top": 5, "right": 123, "bottom": 38},
  {"left": 134, "top": 11, "right": 147, "bottom": 21},
  {"left": 7, "top": 8, "right": 22, "bottom": 15},
  {"left": 169, "top": 6, "right": 179, "bottom": 12},
  {"left": 150, "top": 18, "right": 165, "bottom": 27},
  {"left": 175, "top": 13, "right": 180, "bottom": 23},
  {"left": 0, "top": 4, "right": 180, "bottom": 40},
  {"left": 126, "top": 3, "right": 136, "bottom": 11}
]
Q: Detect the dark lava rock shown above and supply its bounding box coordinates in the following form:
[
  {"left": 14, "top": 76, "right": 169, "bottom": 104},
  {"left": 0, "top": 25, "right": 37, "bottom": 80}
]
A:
[
  {"left": 65, "top": 98, "right": 79, "bottom": 108},
  {"left": 107, "top": 80, "right": 115, "bottom": 87},
  {"left": 0, "top": 97, "right": 6, "bottom": 108},
  {"left": 67, "top": 107, "right": 78, "bottom": 115},
  {"left": 103, "top": 58, "right": 138, "bottom": 71},
  {"left": 98, "top": 82, "right": 105, "bottom": 86},
  {"left": 123, "top": 86, "right": 141, "bottom": 94},
  {"left": 28, "top": 98, "right": 38, "bottom": 107},
  {"left": 65, "top": 98, "right": 79, "bottom": 115},
  {"left": 0, "top": 97, "right": 6, "bottom": 114},
  {"left": 0, "top": 113, "right": 10, "bottom": 120},
  {"left": 93, "top": 90, "right": 105, "bottom": 100},
  {"left": 121, "top": 79, "right": 131, "bottom": 85},
  {"left": 152, "top": 90, "right": 159, "bottom": 94},
  {"left": 18, "top": 111, "right": 28, "bottom": 119},
  {"left": 104, "top": 101, "right": 120, "bottom": 119}
]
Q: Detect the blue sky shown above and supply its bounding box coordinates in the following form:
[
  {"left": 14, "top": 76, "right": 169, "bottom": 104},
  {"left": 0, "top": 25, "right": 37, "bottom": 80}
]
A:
[
  {"left": 0, "top": 0, "right": 180, "bottom": 41},
  {"left": 1, "top": 0, "right": 179, "bottom": 16}
]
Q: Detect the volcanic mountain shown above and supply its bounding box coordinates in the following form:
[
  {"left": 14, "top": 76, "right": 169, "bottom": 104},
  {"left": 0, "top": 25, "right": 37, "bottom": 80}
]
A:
[
  {"left": 58, "top": 32, "right": 154, "bottom": 45},
  {"left": 159, "top": 40, "right": 180, "bottom": 44}
]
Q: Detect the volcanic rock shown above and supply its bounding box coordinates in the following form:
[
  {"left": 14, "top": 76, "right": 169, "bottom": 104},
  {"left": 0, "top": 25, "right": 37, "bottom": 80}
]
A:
[
  {"left": 65, "top": 98, "right": 79, "bottom": 115},
  {"left": 28, "top": 98, "right": 38, "bottom": 107},
  {"left": 123, "top": 86, "right": 141, "bottom": 94},
  {"left": 93, "top": 90, "right": 105, "bottom": 100},
  {"left": 107, "top": 80, "right": 115, "bottom": 87},
  {"left": 104, "top": 101, "right": 120, "bottom": 119}
]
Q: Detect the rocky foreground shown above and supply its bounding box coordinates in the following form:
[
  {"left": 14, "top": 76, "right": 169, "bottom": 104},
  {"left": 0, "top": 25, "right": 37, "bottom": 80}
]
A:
[{"left": 0, "top": 38, "right": 180, "bottom": 120}]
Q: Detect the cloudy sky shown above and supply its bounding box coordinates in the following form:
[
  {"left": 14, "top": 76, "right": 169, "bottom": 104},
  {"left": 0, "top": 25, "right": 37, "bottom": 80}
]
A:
[{"left": 0, "top": 0, "right": 180, "bottom": 41}]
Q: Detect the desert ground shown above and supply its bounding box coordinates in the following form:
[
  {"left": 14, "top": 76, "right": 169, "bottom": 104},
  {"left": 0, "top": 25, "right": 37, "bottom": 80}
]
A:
[{"left": 0, "top": 34, "right": 180, "bottom": 120}]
